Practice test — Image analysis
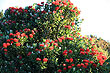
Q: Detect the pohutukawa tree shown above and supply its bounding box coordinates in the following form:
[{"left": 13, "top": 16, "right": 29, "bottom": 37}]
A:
[{"left": 0, "top": 0, "right": 110, "bottom": 73}]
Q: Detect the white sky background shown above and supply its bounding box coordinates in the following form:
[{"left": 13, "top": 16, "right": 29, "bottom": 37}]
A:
[
  {"left": 0, "top": 0, "right": 110, "bottom": 42},
  {"left": 73, "top": 0, "right": 110, "bottom": 42}
]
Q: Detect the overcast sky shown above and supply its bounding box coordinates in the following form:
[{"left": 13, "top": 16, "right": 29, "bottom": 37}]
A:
[{"left": 0, "top": 0, "right": 110, "bottom": 42}]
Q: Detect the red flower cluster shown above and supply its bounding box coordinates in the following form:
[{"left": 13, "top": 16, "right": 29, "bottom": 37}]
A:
[
  {"left": 36, "top": 58, "right": 41, "bottom": 61},
  {"left": 3, "top": 29, "right": 36, "bottom": 49},
  {"left": 69, "top": 58, "right": 73, "bottom": 62},
  {"left": 43, "top": 58, "right": 48, "bottom": 62},
  {"left": 16, "top": 43, "right": 21, "bottom": 47},
  {"left": 64, "top": 25, "right": 71, "bottom": 29}
]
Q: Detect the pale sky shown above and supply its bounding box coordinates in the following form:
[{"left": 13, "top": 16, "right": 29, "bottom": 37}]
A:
[{"left": 0, "top": 0, "right": 110, "bottom": 42}]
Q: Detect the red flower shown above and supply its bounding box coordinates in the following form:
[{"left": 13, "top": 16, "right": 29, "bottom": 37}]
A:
[
  {"left": 90, "top": 53, "right": 93, "bottom": 56},
  {"left": 86, "top": 48, "right": 90, "bottom": 52},
  {"left": 100, "top": 52, "right": 103, "bottom": 55},
  {"left": 80, "top": 51, "right": 85, "bottom": 55},
  {"left": 68, "top": 37, "right": 73, "bottom": 40},
  {"left": 72, "top": 22, "right": 75, "bottom": 26},
  {"left": 35, "top": 48, "right": 39, "bottom": 51},
  {"left": 41, "top": 10, "right": 46, "bottom": 13},
  {"left": 99, "top": 60, "right": 104, "bottom": 66},
  {"left": 27, "top": 52, "right": 32, "bottom": 56},
  {"left": 102, "top": 56, "right": 107, "bottom": 60},
  {"left": 81, "top": 63, "right": 84, "bottom": 66},
  {"left": 60, "top": 4, "right": 62, "bottom": 6},
  {"left": 69, "top": 5, "right": 72, "bottom": 8},
  {"left": 36, "top": 58, "right": 41, "bottom": 61},
  {"left": 97, "top": 55, "right": 102, "bottom": 60},
  {"left": 60, "top": 36, "right": 65, "bottom": 40},
  {"left": 74, "top": 7, "right": 77, "bottom": 9},
  {"left": 89, "top": 38, "right": 92, "bottom": 41},
  {"left": 90, "top": 61, "right": 93, "bottom": 64},
  {"left": 24, "top": 10, "right": 28, "bottom": 13},
  {"left": 41, "top": 2, "right": 44, "bottom": 4},
  {"left": 19, "top": 56, "right": 22, "bottom": 59},
  {"left": 71, "top": 64, "right": 75, "bottom": 66},
  {"left": 91, "top": 48, "right": 94, "bottom": 51},
  {"left": 59, "top": 10, "right": 63, "bottom": 13},
  {"left": 68, "top": 66, "right": 72, "bottom": 69},
  {"left": 45, "top": 39, "right": 50, "bottom": 43},
  {"left": 62, "top": 1, "right": 66, "bottom": 4},
  {"left": 32, "top": 30, "right": 35, "bottom": 35},
  {"left": 55, "top": 1, "right": 59, "bottom": 5},
  {"left": 58, "top": 69, "right": 62, "bottom": 72},
  {"left": 55, "top": 40, "right": 58, "bottom": 42},
  {"left": 66, "top": 59, "right": 69, "bottom": 62},
  {"left": 3, "top": 43, "right": 7, "bottom": 48},
  {"left": 29, "top": 34, "right": 33, "bottom": 38},
  {"left": 16, "top": 43, "right": 21, "bottom": 47},
  {"left": 68, "top": 25, "right": 71, "bottom": 29},
  {"left": 63, "top": 50, "right": 68, "bottom": 55},
  {"left": 49, "top": 40, "right": 54, "bottom": 44},
  {"left": 20, "top": 30, "right": 23, "bottom": 32},
  {"left": 69, "top": 2, "right": 73, "bottom": 5},
  {"left": 7, "top": 39, "right": 10, "bottom": 42},
  {"left": 25, "top": 35, "right": 28, "bottom": 38},
  {"left": 28, "top": 6, "right": 32, "bottom": 8},
  {"left": 21, "top": 33, "right": 26, "bottom": 37},
  {"left": 55, "top": 7, "right": 59, "bottom": 10},
  {"left": 39, "top": 49, "right": 42, "bottom": 52},
  {"left": 0, "top": 34, "right": 3, "bottom": 36},
  {"left": 63, "top": 67, "right": 67, "bottom": 70},
  {"left": 78, "top": 11, "right": 80, "bottom": 14},
  {"left": 40, "top": 44, "right": 44, "bottom": 47},
  {"left": 70, "top": 9, "right": 76, "bottom": 12},
  {"left": 58, "top": 38, "right": 62, "bottom": 42},
  {"left": 7, "top": 43, "right": 10, "bottom": 46},
  {"left": 15, "top": 69, "right": 18, "bottom": 72},
  {"left": 69, "top": 50, "right": 73, "bottom": 54},
  {"left": 37, "top": 3, "right": 40, "bottom": 6},
  {"left": 54, "top": 43, "right": 58, "bottom": 46},
  {"left": 13, "top": 38, "right": 18, "bottom": 42},
  {"left": 80, "top": 48, "right": 84, "bottom": 51},
  {"left": 64, "top": 3, "right": 68, "bottom": 6},
  {"left": 45, "top": 44, "right": 48, "bottom": 47},
  {"left": 93, "top": 63, "right": 97, "bottom": 67},
  {"left": 61, "top": 15, "right": 64, "bottom": 18},
  {"left": 85, "top": 52, "right": 88, "bottom": 55},
  {"left": 16, "top": 32, "right": 20, "bottom": 36},
  {"left": 63, "top": 64, "right": 66, "bottom": 66},
  {"left": 49, "top": 46, "right": 54, "bottom": 50},
  {"left": 83, "top": 59, "right": 89, "bottom": 63},
  {"left": 4, "top": 52, "right": 7, "bottom": 55},
  {"left": 15, "top": 13, "right": 17, "bottom": 15},
  {"left": 68, "top": 0, "right": 71, "bottom": 2},
  {"left": 53, "top": 11, "right": 56, "bottom": 13},
  {"left": 4, "top": 49, "right": 7, "bottom": 52},
  {"left": 82, "top": 65, "right": 87, "bottom": 68},
  {"left": 85, "top": 63, "right": 88, "bottom": 66},
  {"left": 58, "top": 0, "right": 61, "bottom": 2},
  {"left": 77, "top": 33, "right": 80, "bottom": 35},
  {"left": 9, "top": 33, "right": 13, "bottom": 37},
  {"left": 69, "top": 58, "right": 73, "bottom": 62},
  {"left": 11, "top": 41, "right": 13, "bottom": 44},
  {"left": 77, "top": 64, "right": 81, "bottom": 68},
  {"left": 43, "top": 58, "right": 48, "bottom": 62},
  {"left": 52, "top": 1, "right": 55, "bottom": 4},
  {"left": 64, "top": 25, "right": 71, "bottom": 29}
]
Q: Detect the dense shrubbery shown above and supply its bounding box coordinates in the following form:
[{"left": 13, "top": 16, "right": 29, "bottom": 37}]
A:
[{"left": 0, "top": 0, "right": 110, "bottom": 73}]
